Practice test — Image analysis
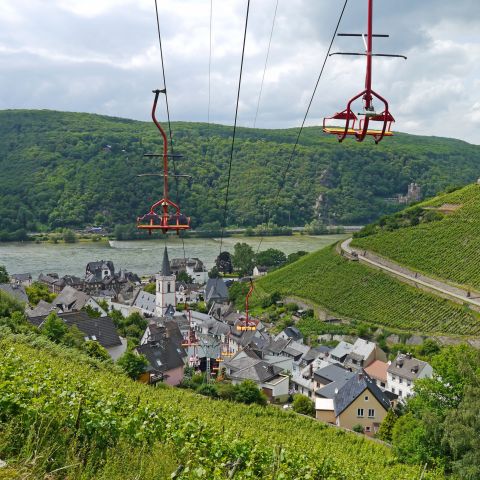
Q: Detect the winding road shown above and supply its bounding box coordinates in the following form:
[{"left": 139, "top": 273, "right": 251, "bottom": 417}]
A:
[{"left": 341, "top": 238, "right": 480, "bottom": 311}]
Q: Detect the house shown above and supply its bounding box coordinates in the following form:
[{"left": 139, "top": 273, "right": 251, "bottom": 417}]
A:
[
  {"left": 205, "top": 278, "right": 229, "bottom": 304},
  {"left": 38, "top": 273, "right": 59, "bottom": 292},
  {"left": 343, "top": 338, "right": 387, "bottom": 371},
  {"left": 328, "top": 341, "right": 354, "bottom": 364},
  {"left": 387, "top": 353, "right": 433, "bottom": 399},
  {"left": 26, "top": 299, "right": 59, "bottom": 318},
  {"left": 136, "top": 320, "right": 187, "bottom": 386},
  {"left": 364, "top": 360, "right": 389, "bottom": 390},
  {"left": 132, "top": 290, "right": 156, "bottom": 316},
  {"left": 225, "top": 349, "right": 289, "bottom": 402},
  {"left": 253, "top": 266, "right": 269, "bottom": 277},
  {"left": 275, "top": 326, "right": 303, "bottom": 344},
  {"left": 176, "top": 282, "right": 201, "bottom": 304},
  {"left": 10, "top": 273, "right": 32, "bottom": 287},
  {"left": 52, "top": 286, "right": 107, "bottom": 316},
  {"left": 314, "top": 363, "right": 356, "bottom": 398},
  {"left": 170, "top": 257, "right": 208, "bottom": 284},
  {"left": 28, "top": 311, "right": 127, "bottom": 360},
  {"left": 0, "top": 283, "right": 28, "bottom": 303},
  {"left": 315, "top": 371, "right": 392, "bottom": 436},
  {"left": 51, "top": 275, "right": 85, "bottom": 294},
  {"left": 84, "top": 260, "right": 140, "bottom": 295}
]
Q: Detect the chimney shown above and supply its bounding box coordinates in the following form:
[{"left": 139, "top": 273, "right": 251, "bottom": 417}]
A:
[
  {"left": 357, "top": 372, "right": 364, "bottom": 381},
  {"left": 406, "top": 352, "right": 412, "bottom": 359},
  {"left": 309, "top": 363, "right": 313, "bottom": 379}
]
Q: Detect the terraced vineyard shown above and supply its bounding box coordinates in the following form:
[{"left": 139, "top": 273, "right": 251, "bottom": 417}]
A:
[
  {"left": 0, "top": 335, "right": 442, "bottom": 480},
  {"left": 352, "top": 184, "right": 480, "bottom": 290},
  {"left": 256, "top": 245, "right": 480, "bottom": 336}
]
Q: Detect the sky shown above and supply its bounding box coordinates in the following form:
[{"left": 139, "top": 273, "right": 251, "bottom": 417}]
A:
[{"left": 0, "top": 0, "right": 479, "bottom": 144}]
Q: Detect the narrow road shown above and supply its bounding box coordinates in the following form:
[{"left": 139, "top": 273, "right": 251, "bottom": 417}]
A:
[{"left": 341, "top": 238, "right": 480, "bottom": 310}]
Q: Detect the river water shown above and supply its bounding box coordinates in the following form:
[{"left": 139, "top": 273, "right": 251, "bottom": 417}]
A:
[{"left": 0, "top": 234, "right": 347, "bottom": 278}]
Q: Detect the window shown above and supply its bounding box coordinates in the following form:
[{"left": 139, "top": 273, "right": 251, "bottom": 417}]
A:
[
  {"left": 392, "top": 375, "right": 396, "bottom": 381},
  {"left": 357, "top": 409, "right": 364, "bottom": 417},
  {"left": 91, "top": 335, "right": 97, "bottom": 341},
  {"left": 368, "top": 409, "right": 375, "bottom": 418},
  {"left": 365, "top": 426, "right": 371, "bottom": 433},
  {"left": 407, "top": 380, "right": 411, "bottom": 387},
  {"left": 391, "top": 388, "right": 395, "bottom": 394},
  {"left": 399, "top": 378, "right": 403, "bottom": 384},
  {"left": 167, "top": 283, "right": 171, "bottom": 293},
  {"left": 399, "top": 390, "right": 403, "bottom": 397},
  {"left": 364, "top": 395, "right": 369, "bottom": 401},
  {"left": 380, "top": 382, "right": 386, "bottom": 388},
  {"left": 84, "top": 336, "right": 89, "bottom": 341}
]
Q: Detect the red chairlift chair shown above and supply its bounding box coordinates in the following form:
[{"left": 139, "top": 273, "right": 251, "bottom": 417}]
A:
[
  {"left": 323, "top": 0, "right": 406, "bottom": 144},
  {"left": 137, "top": 89, "right": 191, "bottom": 233},
  {"left": 236, "top": 281, "right": 258, "bottom": 332}
]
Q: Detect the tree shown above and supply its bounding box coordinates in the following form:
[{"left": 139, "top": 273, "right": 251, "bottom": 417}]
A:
[
  {"left": 234, "top": 380, "right": 267, "bottom": 406},
  {"left": 25, "top": 282, "right": 55, "bottom": 306},
  {"left": 216, "top": 251, "right": 233, "bottom": 274},
  {"left": 352, "top": 424, "right": 364, "bottom": 434},
  {"left": 177, "top": 271, "right": 193, "bottom": 283},
  {"left": 42, "top": 312, "right": 68, "bottom": 342},
  {"left": 63, "top": 324, "right": 85, "bottom": 348},
  {"left": 117, "top": 351, "right": 148, "bottom": 379},
  {"left": 292, "top": 394, "right": 315, "bottom": 416},
  {"left": 208, "top": 266, "right": 220, "bottom": 279},
  {"left": 63, "top": 229, "right": 77, "bottom": 243},
  {"left": 286, "top": 251, "right": 308, "bottom": 265},
  {"left": 0, "top": 265, "right": 9, "bottom": 283},
  {"left": 377, "top": 409, "right": 397, "bottom": 442},
  {"left": 197, "top": 383, "right": 219, "bottom": 398},
  {"left": 232, "top": 243, "right": 255, "bottom": 276},
  {"left": 83, "top": 340, "right": 111, "bottom": 361},
  {"left": 143, "top": 282, "right": 156, "bottom": 294},
  {"left": 255, "top": 248, "right": 287, "bottom": 268},
  {"left": 391, "top": 413, "right": 431, "bottom": 464}
]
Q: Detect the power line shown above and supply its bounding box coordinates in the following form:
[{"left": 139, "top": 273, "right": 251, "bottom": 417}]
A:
[
  {"left": 256, "top": 0, "right": 349, "bottom": 254},
  {"left": 219, "top": 0, "right": 251, "bottom": 255},
  {"left": 208, "top": 0, "right": 213, "bottom": 126},
  {"left": 253, "top": 0, "right": 279, "bottom": 128}
]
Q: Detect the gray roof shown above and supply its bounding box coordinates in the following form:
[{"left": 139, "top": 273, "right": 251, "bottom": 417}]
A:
[
  {"left": 26, "top": 300, "right": 57, "bottom": 318},
  {"left": 205, "top": 278, "right": 229, "bottom": 303},
  {"left": 351, "top": 338, "right": 376, "bottom": 358},
  {"left": 160, "top": 247, "right": 172, "bottom": 276},
  {"left": 229, "top": 360, "right": 283, "bottom": 383},
  {"left": 329, "top": 341, "right": 353, "bottom": 360},
  {"left": 53, "top": 286, "right": 90, "bottom": 311},
  {"left": 334, "top": 372, "right": 391, "bottom": 416},
  {"left": 0, "top": 283, "right": 28, "bottom": 303},
  {"left": 314, "top": 363, "right": 355, "bottom": 386},
  {"left": 11, "top": 273, "right": 32, "bottom": 281},
  {"left": 38, "top": 273, "right": 58, "bottom": 285},
  {"left": 137, "top": 321, "right": 186, "bottom": 374},
  {"left": 387, "top": 353, "right": 431, "bottom": 380},
  {"left": 303, "top": 346, "right": 331, "bottom": 362},
  {"left": 133, "top": 290, "right": 156, "bottom": 313},
  {"left": 282, "top": 326, "right": 303, "bottom": 341}
]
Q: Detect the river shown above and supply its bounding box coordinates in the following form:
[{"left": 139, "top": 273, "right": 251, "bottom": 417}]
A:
[{"left": 0, "top": 234, "right": 347, "bottom": 278}]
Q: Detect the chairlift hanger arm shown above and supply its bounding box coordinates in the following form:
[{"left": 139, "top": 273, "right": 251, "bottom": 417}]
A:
[
  {"left": 337, "top": 33, "right": 389, "bottom": 37},
  {"left": 136, "top": 173, "right": 192, "bottom": 178},
  {"left": 329, "top": 52, "right": 407, "bottom": 60}
]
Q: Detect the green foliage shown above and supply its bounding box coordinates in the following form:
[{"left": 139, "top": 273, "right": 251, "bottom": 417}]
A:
[
  {"left": 0, "top": 289, "right": 24, "bottom": 318},
  {"left": 0, "top": 335, "right": 444, "bottom": 480},
  {"left": 352, "top": 424, "right": 365, "bottom": 434},
  {"left": 377, "top": 409, "right": 398, "bottom": 442},
  {"left": 83, "top": 304, "right": 101, "bottom": 318},
  {"left": 25, "top": 282, "right": 56, "bottom": 305},
  {"left": 42, "top": 312, "right": 68, "bottom": 342},
  {"left": 232, "top": 242, "right": 255, "bottom": 276},
  {"left": 196, "top": 383, "right": 219, "bottom": 398},
  {"left": 0, "top": 265, "right": 9, "bottom": 283},
  {"left": 353, "top": 183, "right": 480, "bottom": 290},
  {"left": 110, "top": 311, "right": 147, "bottom": 343},
  {"left": 62, "top": 229, "right": 77, "bottom": 243},
  {"left": 117, "top": 351, "right": 148, "bottom": 379},
  {"left": 233, "top": 380, "right": 267, "bottom": 406},
  {"left": 255, "top": 248, "right": 287, "bottom": 268},
  {"left": 304, "top": 219, "right": 328, "bottom": 235},
  {"left": 292, "top": 394, "right": 315, "bottom": 417},
  {"left": 392, "top": 413, "right": 430, "bottom": 464},
  {"left": 176, "top": 271, "right": 193, "bottom": 283},
  {"left": 256, "top": 245, "right": 480, "bottom": 336},
  {"left": 228, "top": 281, "right": 250, "bottom": 307},
  {"left": 208, "top": 266, "right": 220, "bottom": 278},
  {"left": 82, "top": 340, "right": 111, "bottom": 361},
  {"left": 62, "top": 324, "right": 85, "bottom": 348},
  {"left": 1, "top": 111, "right": 480, "bottom": 239},
  {"left": 143, "top": 282, "right": 156, "bottom": 294}
]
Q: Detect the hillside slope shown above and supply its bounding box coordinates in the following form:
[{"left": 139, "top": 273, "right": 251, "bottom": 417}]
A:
[
  {"left": 255, "top": 245, "right": 480, "bottom": 336},
  {"left": 0, "top": 334, "right": 442, "bottom": 480},
  {"left": 1, "top": 109, "right": 480, "bottom": 239},
  {"left": 352, "top": 183, "right": 480, "bottom": 290}
]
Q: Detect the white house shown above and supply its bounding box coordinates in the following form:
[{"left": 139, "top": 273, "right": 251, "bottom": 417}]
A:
[{"left": 386, "top": 353, "right": 433, "bottom": 400}]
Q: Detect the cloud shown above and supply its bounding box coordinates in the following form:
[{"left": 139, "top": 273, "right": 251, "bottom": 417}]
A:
[{"left": 0, "top": 0, "right": 479, "bottom": 144}]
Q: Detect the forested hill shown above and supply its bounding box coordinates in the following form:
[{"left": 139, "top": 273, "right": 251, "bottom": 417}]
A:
[{"left": 1, "top": 109, "right": 480, "bottom": 239}]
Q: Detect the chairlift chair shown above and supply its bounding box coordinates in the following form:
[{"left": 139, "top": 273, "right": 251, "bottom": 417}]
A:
[
  {"left": 323, "top": 0, "right": 406, "bottom": 144},
  {"left": 236, "top": 281, "right": 258, "bottom": 332}
]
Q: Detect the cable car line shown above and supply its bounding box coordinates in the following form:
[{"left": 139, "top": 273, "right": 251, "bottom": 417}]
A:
[
  {"left": 252, "top": 0, "right": 279, "bottom": 129},
  {"left": 218, "top": 0, "right": 251, "bottom": 256},
  {"left": 256, "top": 0, "right": 349, "bottom": 254}
]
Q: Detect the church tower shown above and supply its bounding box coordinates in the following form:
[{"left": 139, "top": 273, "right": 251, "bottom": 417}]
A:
[{"left": 155, "top": 247, "right": 176, "bottom": 316}]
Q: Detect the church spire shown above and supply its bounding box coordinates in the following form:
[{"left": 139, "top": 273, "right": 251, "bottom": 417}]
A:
[{"left": 160, "top": 246, "right": 172, "bottom": 276}]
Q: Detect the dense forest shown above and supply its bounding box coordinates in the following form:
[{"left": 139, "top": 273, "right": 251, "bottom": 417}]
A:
[{"left": 1, "top": 109, "right": 480, "bottom": 240}]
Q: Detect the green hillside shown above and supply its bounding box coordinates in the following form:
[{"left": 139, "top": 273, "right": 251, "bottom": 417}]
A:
[
  {"left": 0, "top": 334, "right": 442, "bottom": 480},
  {"left": 1, "top": 109, "right": 480, "bottom": 240},
  {"left": 255, "top": 245, "right": 480, "bottom": 336},
  {"left": 352, "top": 183, "right": 480, "bottom": 291}
]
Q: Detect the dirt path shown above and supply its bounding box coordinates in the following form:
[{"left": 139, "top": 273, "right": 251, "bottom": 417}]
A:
[{"left": 341, "top": 238, "right": 480, "bottom": 311}]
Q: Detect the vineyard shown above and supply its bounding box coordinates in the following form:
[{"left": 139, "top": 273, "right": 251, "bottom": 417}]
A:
[
  {"left": 352, "top": 183, "right": 480, "bottom": 291},
  {"left": 255, "top": 245, "right": 480, "bottom": 336},
  {"left": 0, "top": 334, "right": 443, "bottom": 480}
]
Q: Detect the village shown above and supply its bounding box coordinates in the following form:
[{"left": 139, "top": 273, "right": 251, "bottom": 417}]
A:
[{"left": 1, "top": 246, "right": 432, "bottom": 438}]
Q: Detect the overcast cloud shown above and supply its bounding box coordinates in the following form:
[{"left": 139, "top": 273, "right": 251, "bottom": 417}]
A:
[{"left": 0, "top": 0, "right": 479, "bottom": 143}]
